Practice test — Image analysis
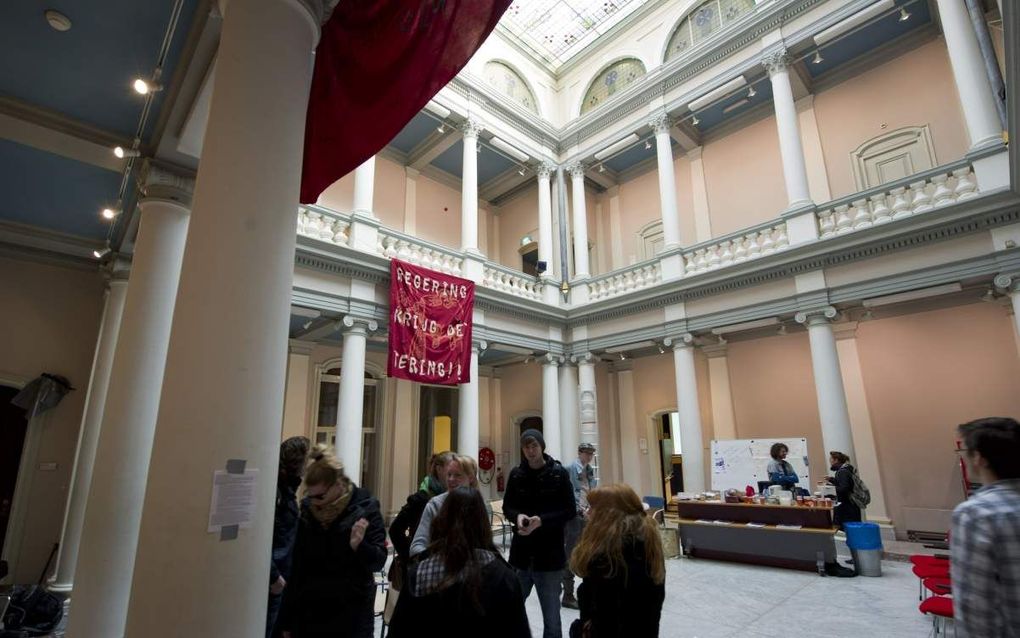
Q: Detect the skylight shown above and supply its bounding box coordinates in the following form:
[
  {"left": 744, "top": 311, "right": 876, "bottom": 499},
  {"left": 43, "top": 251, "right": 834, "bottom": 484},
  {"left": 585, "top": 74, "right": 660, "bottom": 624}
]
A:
[{"left": 499, "top": 0, "right": 653, "bottom": 71}]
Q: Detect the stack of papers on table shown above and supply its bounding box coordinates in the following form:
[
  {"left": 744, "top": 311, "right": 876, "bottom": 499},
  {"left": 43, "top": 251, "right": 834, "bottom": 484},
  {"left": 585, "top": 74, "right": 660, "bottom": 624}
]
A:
[{"left": 776, "top": 524, "right": 803, "bottom": 529}]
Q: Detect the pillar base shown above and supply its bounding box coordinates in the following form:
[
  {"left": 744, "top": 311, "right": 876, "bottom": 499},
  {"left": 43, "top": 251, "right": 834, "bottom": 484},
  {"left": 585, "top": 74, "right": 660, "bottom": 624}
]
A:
[
  {"left": 970, "top": 145, "right": 1009, "bottom": 192},
  {"left": 462, "top": 252, "right": 484, "bottom": 283},
  {"left": 660, "top": 251, "right": 684, "bottom": 281},
  {"left": 349, "top": 213, "right": 380, "bottom": 253},
  {"left": 570, "top": 279, "right": 590, "bottom": 304},
  {"left": 541, "top": 276, "right": 560, "bottom": 305},
  {"left": 782, "top": 205, "right": 820, "bottom": 245}
]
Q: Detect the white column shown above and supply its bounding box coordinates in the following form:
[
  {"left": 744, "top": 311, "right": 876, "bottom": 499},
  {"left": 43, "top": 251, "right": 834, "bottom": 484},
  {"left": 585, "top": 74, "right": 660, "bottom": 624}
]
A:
[
  {"left": 795, "top": 307, "right": 856, "bottom": 460},
  {"left": 68, "top": 170, "right": 192, "bottom": 638},
  {"left": 337, "top": 317, "right": 376, "bottom": 482},
  {"left": 48, "top": 273, "right": 129, "bottom": 594},
  {"left": 576, "top": 353, "right": 600, "bottom": 475},
  {"left": 541, "top": 354, "right": 562, "bottom": 460},
  {"left": 121, "top": 1, "right": 323, "bottom": 635},
  {"left": 352, "top": 155, "right": 376, "bottom": 216},
  {"left": 935, "top": 0, "right": 1004, "bottom": 150},
  {"left": 568, "top": 164, "right": 591, "bottom": 279},
  {"left": 666, "top": 334, "right": 706, "bottom": 493},
  {"left": 461, "top": 118, "right": 482, "bottom": 255},
  {"left": 763, "top": 49, "right": 813, "bottom": 210},
  {"left": 703, "top": 342, "right": 737, "bottom": 440},
  {"left": 559, "top": 360, "right": 579, "bottom": 461},
  {"left": 536, "top": 163, "right": 554, "bottom": 278},
  {"left": 995, "top": 274, "right": 1020, "bottom": 342},
  {"left": 457, "top": 341, "right": 485, "bottom": 457},
  {"left": 650, "top": 112, "right": 682, "bottom": 248}
]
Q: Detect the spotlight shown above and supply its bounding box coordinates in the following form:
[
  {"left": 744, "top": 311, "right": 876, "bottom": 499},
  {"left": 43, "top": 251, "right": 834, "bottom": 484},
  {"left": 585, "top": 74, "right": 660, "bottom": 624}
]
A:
[
  {"left": 644, "top": 140, "right": 652, "bottom": 150},
  {"left": 812, "top": 51, "right": 823, "bottom": 65},
  {"left": 691, "top": 115, "right": 700, "bottom": 125},
  {"left": 302, "top": 320, "right": 314, "bottom": 330},
  {"left": 618, "top": 352, "right": 626, "bottom": 361},
  {"left": 92, "top": 246, "right": 111, "bottom": 259},
  {"left": 476, "top": 143, "right": 482, "bottom": 154},
  {"left": 113, "top": 146, "right": 140, "bottom": 159},
  {"left": 747, "top": 86, "right": 757, "bottom": 98},
  {"left": 598, "top": 163, "right": 605, "bottom": 173},
  {"left": 657, "top": 344, "right": 665, "bottom": 354},
  {"left": 776, "top": 324, "right": 787, "bottom": 336},
  {"left": 898, "top": 7, "right": 910, "bottom": 21},
  {"left": 437, "top": 123, "right": 446, "bottom": 133},
  {"left": 980, "top": 289, "right": 996, "bottom": 303},
  {"left": 101, "top": 207, "right": 118, "bottom": 220},
  {"left": 517, "top": 166, "right": 526, "bottom": 176},
  {"left": 44, "top": 9, "right": 72, "bottom": 32},
  {"left": 132, "top": 78, "right": 163, "bottom": 95}
]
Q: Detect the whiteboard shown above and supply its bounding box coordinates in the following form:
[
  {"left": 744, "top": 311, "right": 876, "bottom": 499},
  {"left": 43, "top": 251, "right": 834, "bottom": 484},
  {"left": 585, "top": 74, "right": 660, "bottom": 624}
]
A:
[{"left": 710, "top": 438, "right": 810, "bottom": 492}]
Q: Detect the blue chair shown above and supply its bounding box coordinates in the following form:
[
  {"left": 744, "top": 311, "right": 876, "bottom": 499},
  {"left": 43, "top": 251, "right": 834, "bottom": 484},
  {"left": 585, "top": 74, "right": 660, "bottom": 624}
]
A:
[{"left": 643, "top": 496, "right": 665, "bottom": 510}]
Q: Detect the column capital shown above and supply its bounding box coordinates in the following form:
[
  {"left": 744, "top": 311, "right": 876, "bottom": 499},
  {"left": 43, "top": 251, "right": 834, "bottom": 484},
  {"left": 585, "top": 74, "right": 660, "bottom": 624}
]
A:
[
  {"left": 536, "top": 162, "right": 556, "bottom": 179},
  {"left": 994, "top": 273, "right": 1020, "bottom": 292},
  {"left": 461, "top": 118, "right": 484, "bottom": 139},
  {"left": 567, "top": 163, "right": 586, "bottom": 179},
  {"left": 141, "top": 165, "right": 195, "bottom": 206},
  {"left": 541, "top": 352, "right": 560, "bottom": 366},
  {"left": 795, "top": 306, "right": 838, "bottom": 326},
  {"left": 664, "top": 333, "right": 696, "bottom": 350},
  {"left": 472, "top": 339, "right": 488, "bottom": 352},
  {"left": 341, "top": 315, "right": 378, "bottom": 333},
  {"left": 761, "top": 47, "right": 791, "bottom": 75},
  {"left": 648, "top": 111, "right": 670, "bottom": 134},
  {"left": 571, "top": 351, "right": 595, "bottom": 364}
]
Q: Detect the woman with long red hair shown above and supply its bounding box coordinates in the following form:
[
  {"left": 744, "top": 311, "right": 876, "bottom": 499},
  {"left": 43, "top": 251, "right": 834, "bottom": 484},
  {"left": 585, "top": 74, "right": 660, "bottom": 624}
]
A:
[{"left": 568, "top": 484, "right": 666, "bottom": 637}]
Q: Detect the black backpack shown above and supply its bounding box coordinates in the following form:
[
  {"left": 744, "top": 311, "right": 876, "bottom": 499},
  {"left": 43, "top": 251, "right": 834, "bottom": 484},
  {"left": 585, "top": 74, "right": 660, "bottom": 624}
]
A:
[{"left": 2, "top": 586, "right": 62, "bottom": 636}]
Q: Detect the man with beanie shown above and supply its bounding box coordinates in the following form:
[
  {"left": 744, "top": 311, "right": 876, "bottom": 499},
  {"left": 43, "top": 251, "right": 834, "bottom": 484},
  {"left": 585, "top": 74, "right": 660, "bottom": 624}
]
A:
[
  {"left": 561, "top": 442, "right": 597, "bottom": 609},
  {"left": 503, "top": 428, "right": 576, "bottom": 638}
]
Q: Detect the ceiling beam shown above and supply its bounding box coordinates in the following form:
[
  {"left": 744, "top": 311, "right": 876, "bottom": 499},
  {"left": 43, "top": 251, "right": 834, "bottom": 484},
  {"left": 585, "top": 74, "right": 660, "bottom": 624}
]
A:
[
  {"left": 669, "top": 122, "right": 701, "bottom": 153},
  {"left": 586, "top": 165, "right": 618, "bottom": 190},
  {"left": 0, "top": 97, "right": 131, "bottom": 172},
  {"left": 479, "top": 165, "right": 532, "bottom": 202},
  {"left": 292, "top": 316, "right": 341, "bottom": 341},
  {"left": 407, "top": 127, "right": 462, "bottom": 171}
]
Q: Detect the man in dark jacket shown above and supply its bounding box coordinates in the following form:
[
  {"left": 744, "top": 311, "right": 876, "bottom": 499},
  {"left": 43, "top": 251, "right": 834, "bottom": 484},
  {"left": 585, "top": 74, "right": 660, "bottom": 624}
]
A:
[
  {"left": 503, "top": 428, "right": 576, "bottom": 638},
  {"left": 267, "top": 436, "right": 309, "bottom": 638}
]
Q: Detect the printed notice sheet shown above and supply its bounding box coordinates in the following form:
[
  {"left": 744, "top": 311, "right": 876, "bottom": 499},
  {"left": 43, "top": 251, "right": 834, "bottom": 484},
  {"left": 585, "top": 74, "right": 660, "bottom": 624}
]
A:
[{"left": 208, "top": 469, "right": 258, "bottom": 533}]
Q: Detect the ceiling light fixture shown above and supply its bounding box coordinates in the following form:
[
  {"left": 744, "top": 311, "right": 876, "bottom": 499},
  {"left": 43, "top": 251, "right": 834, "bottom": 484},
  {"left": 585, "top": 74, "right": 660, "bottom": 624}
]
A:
[
  {"left": 44, "top": 9, "right": 72, "bottom": 31},
  {"left": 92, "top": 245, "right": 111, "bottom": 259},
  {"left": 980, "top": 289, "right": 996, "bottom": 303},
  {"left": 113, "top": 146, "right": 140, "bottom": 159},
  {"left": 619, "top": 352, "right": 626, "bottom": 361},
  {"left": 747, "top": 86, "right": 757, "bottom": 98},
  {"left": 776, "top": 324, "right": 788, "bottom": 336},
  {"left": 517, "top": 166, "right": 526, "bottom": 176},
  {"left": 436, "top": 123, "right": 445, "bottom": 133},
  {"left": 132, "top": 78, "right": 163, "bottom": 95},
  {"left": 691, "top": 114, "right": 700, "bottom": 125},
  {"left": 598, "top": 163, "right": 605, "bottom": 173},
  {"left": 813, "top": 51, "right": 824, "bottom": 65},
  {"left": 644, "top": 139, "right": 652, "bottom": 150},
  {"left": 101, "top": 207, "right": 118, "bottom": 220},
  {"left": 898, "top": 7, "right": 911, "bottom": 21},
  {"left": 657, "top": 344, "right": 665, "bottom": 354}
]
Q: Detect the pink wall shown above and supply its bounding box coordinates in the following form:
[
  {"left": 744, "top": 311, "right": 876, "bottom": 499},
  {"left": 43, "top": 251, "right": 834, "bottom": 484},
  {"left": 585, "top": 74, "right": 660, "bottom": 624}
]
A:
[
  {"left": 813, "top": 38, "right": 969, "bottom": 200},
  {"left": 414, "top": 174, "right": 462, "bottom": 249},
  {"left": 617, "top": 169, "right": 662, "bottom": 263},
  {"left": 373, "top": 157, "right": 407, "bottom": 232},
  {"left": 316, "top": 172, "right": 354, "bottom": 212},
  {"left": 0, "top": 257, "right": 104, "bottom": 582},
  {"left": 496, "top": 185, "right": 539, "bottom": 272},
  {"left": 727, "top": 332, "right": 824, "bottom": 485},
  {"left": 702, "top": 114, "right": 788, "bottom": 237},
  {"left": 855, "top": 303, "right": 1020, "bottom": 529}
]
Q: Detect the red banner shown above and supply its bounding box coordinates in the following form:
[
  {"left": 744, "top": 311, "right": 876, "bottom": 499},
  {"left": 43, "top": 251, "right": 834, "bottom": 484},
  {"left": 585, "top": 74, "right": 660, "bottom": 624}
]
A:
[{"left": 388, "top": 260, "right": 474, "bottom": 385}]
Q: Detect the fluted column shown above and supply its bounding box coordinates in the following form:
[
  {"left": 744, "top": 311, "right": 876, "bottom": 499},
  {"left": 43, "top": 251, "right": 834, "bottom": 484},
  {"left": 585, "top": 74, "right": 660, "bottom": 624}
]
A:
[
  {"left": 763, "top": 49, "right": 812, "bottom": 210},
  {"left": 48, "top": 270, "right": 129, "bottom": 594},
  {"left": 338, "top": 317, "right": 377, "bottom": 482},
  {"left": 650, "top": 112, "right": 681, "bottom": 248},
  {"left": 68, "top": 169, "right": 193, "bottom": 638},
  {"left": 461, "top": 118, "right": 482, "bottom": 255},
  {"left": 352, "top": 155, "right": 376, "bottom": 216},
  {"left": 536, "top": 163, "right": 554, "bottom": 278},
  {"left": 568, "top": 164, "right": 590, "bottom": 279},
  {"left": 457, "top": 340, "right": 486, "bottom": 457},
  {"left": 795, "top": 307, "right": 856, "bottom": 460},
  {"left": 995, "top": 274, "right": 1020, "bottom": 342},
  {"left": 665, "top": 334, "right": 705, "bottom": 493},
  {"left": 541, "top": 354, "right": 562, "bottom": 460},
  {"left": 120, "top": 1, "right": 324, "bottom": 635},
  {"left": 558, "top": 359, "right": 579, "bottom": 461},
  {"left": 935, "top": 0, "right": 1003, "bottom": 150}
]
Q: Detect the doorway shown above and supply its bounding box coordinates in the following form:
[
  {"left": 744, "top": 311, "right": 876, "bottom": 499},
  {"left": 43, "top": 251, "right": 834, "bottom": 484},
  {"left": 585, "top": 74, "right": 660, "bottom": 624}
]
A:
[
  {"left": 658, "top": 411, "right": 683, "bottom": 502},
  {"left": 1, "top": 385, "right": 28, "bottom": 556},
  {"left": 417, "top": 386, "right": 459, "bottom": 482}
]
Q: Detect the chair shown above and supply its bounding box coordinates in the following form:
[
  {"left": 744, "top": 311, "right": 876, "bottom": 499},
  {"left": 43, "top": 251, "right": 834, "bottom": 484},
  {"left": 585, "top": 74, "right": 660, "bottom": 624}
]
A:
[
  {"left": 910, "top": 554, "right": 949, "bottom": 566},
  {"left": 913, "top": 562, "right": 950, "bottom": 600},
  {"left": 922, "top": 576, "right": 952, "bottom": 598},
  {"left": 919, "top": 595, "right": 954, "bottom": 636},
  {"left": 489, "top": 499, "right": 511, "bottom": 548}
]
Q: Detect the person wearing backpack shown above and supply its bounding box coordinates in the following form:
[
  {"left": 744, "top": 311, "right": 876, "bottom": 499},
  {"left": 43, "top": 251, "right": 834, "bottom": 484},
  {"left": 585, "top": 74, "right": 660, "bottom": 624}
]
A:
[{"left": 826, "top": 451, "right": 866, "bottom": 530}]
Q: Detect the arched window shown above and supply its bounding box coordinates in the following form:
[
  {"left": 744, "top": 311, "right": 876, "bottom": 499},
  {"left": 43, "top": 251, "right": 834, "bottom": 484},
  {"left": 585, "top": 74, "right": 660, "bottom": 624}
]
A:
[
  {"left": 483, "top": 61, "right": 539, "bottom": 114},
  {"left": 580, "top": 58, "right": 646, "bottom": 115},
  {"left": 665, "top": 0, "right": 757, "bottom": 63}
]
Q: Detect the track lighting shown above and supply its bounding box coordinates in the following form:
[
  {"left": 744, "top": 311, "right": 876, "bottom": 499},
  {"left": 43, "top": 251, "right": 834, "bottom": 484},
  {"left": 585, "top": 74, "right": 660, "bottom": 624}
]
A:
[
  {"left": 113, "top": 146, "right": 140, "bottom": 159},
  {"left": 747, "top": 86, "right": 757, "bottom": 98},
  {"left": 132, "top": 78, "right": 163, "bottom": 95},
  {"left": 92, "top": 246, "right": 111, "bottom": 259},
  {"left": 898, "top": 7, "right": 910, "bottom": 21},
  {"left": 812, "top": 51, "right": 823, "bottom": 65},
  {"left": 644, "top": 140, "right": 652, "bottom": 150}
]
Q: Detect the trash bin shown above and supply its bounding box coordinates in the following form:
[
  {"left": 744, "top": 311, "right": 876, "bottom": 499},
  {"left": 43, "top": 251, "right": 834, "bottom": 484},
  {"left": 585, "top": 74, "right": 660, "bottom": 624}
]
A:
[{"left": 844, "top": 522, "right": 883, "bottom": 577}]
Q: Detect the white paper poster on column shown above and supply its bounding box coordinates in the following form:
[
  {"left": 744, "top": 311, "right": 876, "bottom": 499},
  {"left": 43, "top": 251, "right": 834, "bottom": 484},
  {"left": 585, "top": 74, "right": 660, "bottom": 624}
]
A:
[
  {"left": 207, "top": 469, "right": 259, "bottom": 533},
  {"left": 710, "top": 438, "right": 809, "bottom": 491}
]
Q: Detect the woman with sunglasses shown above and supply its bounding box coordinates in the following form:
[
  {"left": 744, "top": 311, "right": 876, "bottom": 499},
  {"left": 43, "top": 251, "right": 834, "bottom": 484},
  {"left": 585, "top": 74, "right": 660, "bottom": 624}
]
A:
[{"left": 279, "top": 445, "right": 387, "bottom": 638}]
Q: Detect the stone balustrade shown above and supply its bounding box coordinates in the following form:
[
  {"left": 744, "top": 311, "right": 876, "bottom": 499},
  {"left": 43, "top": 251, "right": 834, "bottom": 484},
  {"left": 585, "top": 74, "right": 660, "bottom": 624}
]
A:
[
  {"left": 588, "top": 260, "right": 663, "bottom": 301},
  {"left": 297, "top": 205, "right": 350, "bottom": 246},
  {"left": 683, "top": 221, "right": 790, "bottom": 275},
  {"left": 377, "top": 230, "right": 464, "bottom": 276},
  {"left": 816, "top": 163, "right": 978, "bottom": 239},
  {"left": 482, "top": 264, "right": 545, "bottom": 300}
]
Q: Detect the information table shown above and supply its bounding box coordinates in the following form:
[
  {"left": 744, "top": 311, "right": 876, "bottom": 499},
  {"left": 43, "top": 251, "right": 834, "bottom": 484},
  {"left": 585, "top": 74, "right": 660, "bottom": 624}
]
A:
[{"left": 674, "top": 500, "right": 837, "bottom": 574}]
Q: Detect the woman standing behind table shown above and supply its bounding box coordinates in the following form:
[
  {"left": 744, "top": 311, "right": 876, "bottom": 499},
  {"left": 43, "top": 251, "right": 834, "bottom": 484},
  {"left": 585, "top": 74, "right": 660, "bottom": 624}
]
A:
[
  {"left": 766, "top": 443, "right": 801, "bottom": 491},
  {"left": 827, "top": 450, "right": 862, "bottom": 530},
  {"left": 569, "top": 484, "right": 665, "bottom": 638},
  {"left": 278, "top": 445, "right": 387, "bottom": 638}
]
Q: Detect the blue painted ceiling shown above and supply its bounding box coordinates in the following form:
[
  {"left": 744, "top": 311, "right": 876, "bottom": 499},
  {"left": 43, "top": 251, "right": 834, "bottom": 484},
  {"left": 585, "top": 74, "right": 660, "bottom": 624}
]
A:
[{"left": 389, "top": 112, "right": 443, "bottom": 155}]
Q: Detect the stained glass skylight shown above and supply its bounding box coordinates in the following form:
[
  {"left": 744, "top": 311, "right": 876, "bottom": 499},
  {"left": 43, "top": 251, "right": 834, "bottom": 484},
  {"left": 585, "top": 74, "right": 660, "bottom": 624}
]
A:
[{"left": 499, "top": 0, "right": 653, "bottom": 70}]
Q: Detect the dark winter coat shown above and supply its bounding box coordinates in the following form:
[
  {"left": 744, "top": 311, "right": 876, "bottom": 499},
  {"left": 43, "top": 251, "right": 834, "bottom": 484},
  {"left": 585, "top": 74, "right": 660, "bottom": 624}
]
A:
[
  {"left": 278, "top": 486, "right": 387, "bottom": 637},
  {"left": 270, "top": 478, "right": 301, "bottom": 585},
  {"left": 829, "top": 463, "right": 862, "bottom": 529},
  {"left": 502, "top": 454, "right": 576, "bottom": 571},
  {"left": 573, "top": 539, "right": 665, "bottom": 638},
  {"left": 388, "top": 489, "right": 431, "bottom": 583},
  {"left": 387, "top": 550, "right": 530, "bottom": 637}
]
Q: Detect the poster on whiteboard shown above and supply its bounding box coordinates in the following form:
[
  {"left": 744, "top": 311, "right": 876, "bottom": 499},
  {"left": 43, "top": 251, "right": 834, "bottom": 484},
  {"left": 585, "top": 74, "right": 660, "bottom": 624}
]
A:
[{"left": 710, "top": 438, "right": 810, "bottom": 492}]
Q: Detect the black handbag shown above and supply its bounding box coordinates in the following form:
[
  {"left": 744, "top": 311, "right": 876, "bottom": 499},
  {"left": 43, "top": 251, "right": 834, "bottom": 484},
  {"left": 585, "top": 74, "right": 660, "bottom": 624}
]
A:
[{"left": 2, "top": 586, "right": 63, "bottom": 636}]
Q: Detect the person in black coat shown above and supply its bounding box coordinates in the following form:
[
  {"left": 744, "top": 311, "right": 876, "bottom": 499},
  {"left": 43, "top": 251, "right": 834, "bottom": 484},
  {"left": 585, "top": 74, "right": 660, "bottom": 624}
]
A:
[
  {"left": 503, "top": 429, "right": 576, "bottom": 638},
  {"left": 388, "top": 487, "right": 530, "bottom": 637},
  {"left": 827, "top": 450, "right": 862, "bottom": 530},
  {"left": 388, "top": 451, "right": 452, "bottom": 587},
  {"left": 278, "top": 445, "right": 387, "bottom": 638},
  {"left": 267, "top": 436, "right": 310, "bottom": 638},
  {"left": 569, "top": 484, "right": 665, "bottom": 638}
]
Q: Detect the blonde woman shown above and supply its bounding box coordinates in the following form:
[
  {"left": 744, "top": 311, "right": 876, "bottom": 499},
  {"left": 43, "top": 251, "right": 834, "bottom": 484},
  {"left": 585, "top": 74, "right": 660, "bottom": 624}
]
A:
[
  {"left": 569, "top": 484, "right": 666, "bottom": 638},
  {"left": 408, "top": 454, "right": 489, "bottom": 556},
  {"left": 278, "top": 445, "right": 386, "bottom": 638}
]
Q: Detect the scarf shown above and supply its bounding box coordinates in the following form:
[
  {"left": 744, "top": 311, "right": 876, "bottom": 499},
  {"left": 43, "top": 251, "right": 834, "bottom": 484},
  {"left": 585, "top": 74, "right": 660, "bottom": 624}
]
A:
[
  {"left": 419, "top": 475, "right": 444, "bottom": 497},
  {"left": 310, "top": 481, "right": 353, "bottom": 529}
]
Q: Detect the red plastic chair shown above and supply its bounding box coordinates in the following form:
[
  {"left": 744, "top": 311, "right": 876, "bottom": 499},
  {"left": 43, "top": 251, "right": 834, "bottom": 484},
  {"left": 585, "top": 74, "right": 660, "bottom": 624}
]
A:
[
  {"left": 913, "top": 562, "right": 951, "bottom": 600},
  {"left": 919, "top": 595, "right": 954, "bottom": 636},
  {"left": 910, "top": 554, "right": 949, "bottom": 566},
  {"left": 922, "top": 576, "right": 952, "bottom": 598}
]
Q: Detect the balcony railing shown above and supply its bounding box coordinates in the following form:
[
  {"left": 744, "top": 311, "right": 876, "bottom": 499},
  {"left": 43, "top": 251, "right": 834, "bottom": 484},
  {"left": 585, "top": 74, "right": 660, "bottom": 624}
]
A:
[
  {"left": 377, "top": 229, "right": 464, "bottom": 276},
  {"left": 588, "top": 258, "right": 662, "bottom": 301},
  {"left": 682, "top": 219, "right": 790, "bottom": 276},
  {"left": 483, "top": 262, "right": 545, "bottom": 301}
]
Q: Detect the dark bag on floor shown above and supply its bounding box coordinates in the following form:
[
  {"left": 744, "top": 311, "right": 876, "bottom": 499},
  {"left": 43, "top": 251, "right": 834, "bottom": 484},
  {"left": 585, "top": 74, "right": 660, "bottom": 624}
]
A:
[{"left": 2, "top": 586, "right": 62, "bottom": 636}]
